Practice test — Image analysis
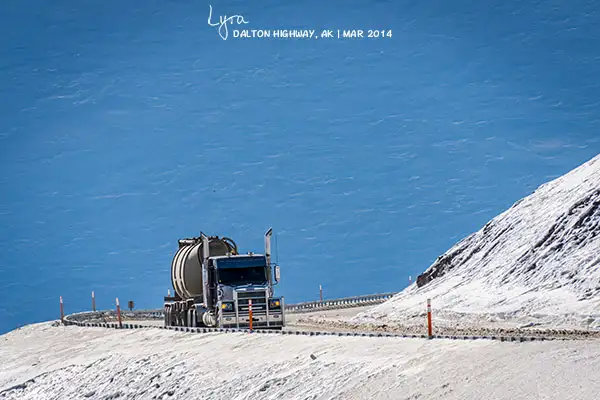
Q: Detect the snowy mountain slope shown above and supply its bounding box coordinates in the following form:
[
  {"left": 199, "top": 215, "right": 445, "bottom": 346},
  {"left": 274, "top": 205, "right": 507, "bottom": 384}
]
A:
[
  {"left": 1, "top": 323, "right": 600, "bottom": 400},
  {"left": 355, "top": 153, "right": 600, "bottom": 329}
]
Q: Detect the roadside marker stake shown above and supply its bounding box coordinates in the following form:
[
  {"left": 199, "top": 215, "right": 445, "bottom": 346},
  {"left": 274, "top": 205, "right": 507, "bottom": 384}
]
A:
[
  {"left": 249, "top": 299, "right": 253, "bottom": 332},
  {"left": 320, "top": 285, "right": 323, "bottom": 303},
  {"left": 427, "top": 298, "right": 433, "bottom": 339},
  {"left": 60, "top": 296, "right": 64, "bottom": 324},
  {"left": 116, "top": 298, "right": 123, "bottom": 328},
  {"left": 92, "top": 291, "right": 96, "bottom": 312}
]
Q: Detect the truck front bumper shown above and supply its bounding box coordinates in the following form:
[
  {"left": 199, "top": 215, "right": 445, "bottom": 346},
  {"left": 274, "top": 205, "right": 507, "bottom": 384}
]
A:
[{"left": 220, "top": 311, "right": 284, "bottom": 329}]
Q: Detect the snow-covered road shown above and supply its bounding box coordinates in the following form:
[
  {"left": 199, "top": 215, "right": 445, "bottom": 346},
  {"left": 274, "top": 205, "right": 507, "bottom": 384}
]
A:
[{"left": 1, "top": 322, "right": 599, "bottom": 400}]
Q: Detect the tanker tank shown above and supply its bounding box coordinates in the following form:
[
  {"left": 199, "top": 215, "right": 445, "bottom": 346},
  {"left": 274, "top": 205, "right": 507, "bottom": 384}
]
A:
[{"left": 171, "top": 235, "right": 237, "bottom": 300}]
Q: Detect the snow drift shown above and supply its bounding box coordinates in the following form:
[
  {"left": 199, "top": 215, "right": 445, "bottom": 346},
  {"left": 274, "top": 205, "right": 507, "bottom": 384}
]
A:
[
  {"left": 356, "top": 153, "right": 600, "bottom": 330},
  {"left": 1, "top": 323, "right": 600, "bottom": 400}
]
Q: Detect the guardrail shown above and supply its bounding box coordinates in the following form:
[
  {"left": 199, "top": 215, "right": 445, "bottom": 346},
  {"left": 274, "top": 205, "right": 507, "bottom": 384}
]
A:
[
  {"left": 61, "top": 292, "right": 399, "bottom": 324},
  {"left": 285, "top": 292, "right": 398, "bottom": 313},
  {"left": 64, "top": 309, "right": 164, "bottom": 324}
]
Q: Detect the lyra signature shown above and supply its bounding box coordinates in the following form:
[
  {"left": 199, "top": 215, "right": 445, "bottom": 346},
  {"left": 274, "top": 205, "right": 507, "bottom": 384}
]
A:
[{"left": 207, "top": 5, "right": 249, "bottom": 40}]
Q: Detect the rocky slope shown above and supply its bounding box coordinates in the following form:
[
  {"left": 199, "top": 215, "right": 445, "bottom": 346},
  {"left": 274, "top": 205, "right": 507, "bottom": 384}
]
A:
[{"left": 355, "top": 154, "right": 600, "bottom": 330}]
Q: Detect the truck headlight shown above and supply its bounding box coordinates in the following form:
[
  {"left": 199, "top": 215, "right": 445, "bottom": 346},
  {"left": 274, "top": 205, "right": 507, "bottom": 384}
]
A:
[
  {"left": 269, "top": 299, "right": 281, "bottom": 309},
  {"left": 221, "top": 302, "right": 234, "bottom": 311}
]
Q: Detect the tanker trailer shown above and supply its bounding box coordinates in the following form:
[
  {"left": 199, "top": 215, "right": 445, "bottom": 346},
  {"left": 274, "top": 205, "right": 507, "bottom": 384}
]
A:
[{"left": 163, "top": 228, "right": 285, "bottom": 329}]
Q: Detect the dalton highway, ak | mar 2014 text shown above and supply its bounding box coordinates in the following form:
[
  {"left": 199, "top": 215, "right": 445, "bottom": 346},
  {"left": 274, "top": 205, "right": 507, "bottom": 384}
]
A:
[{"left": 227, "top": 29, "right": 393, "bottom": 39}]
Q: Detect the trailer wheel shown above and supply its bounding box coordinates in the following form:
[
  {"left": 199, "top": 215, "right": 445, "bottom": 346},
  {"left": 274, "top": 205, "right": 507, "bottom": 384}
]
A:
[
  {"left": 182, "top": 309, "right": 188, "bottom": 327},
  {"left": 164, "top": 307, "right": 171, "bottom": 326},
  {"left": 187, "top": 309, "right": 195, "bottom": 327}
]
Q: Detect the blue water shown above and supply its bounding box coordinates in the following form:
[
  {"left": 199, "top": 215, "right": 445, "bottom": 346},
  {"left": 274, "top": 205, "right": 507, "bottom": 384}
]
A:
[{"left": 1, "top": 0, "right": 599, "bottom": 334}]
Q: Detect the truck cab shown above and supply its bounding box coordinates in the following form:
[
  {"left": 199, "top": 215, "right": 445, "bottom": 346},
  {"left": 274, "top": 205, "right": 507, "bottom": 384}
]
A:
[
  {"left": 163, "top": 228, "right": 284, "bottom": 330},
  {"left": 212, "top": 254, "right": 284, "bottom": 329}
]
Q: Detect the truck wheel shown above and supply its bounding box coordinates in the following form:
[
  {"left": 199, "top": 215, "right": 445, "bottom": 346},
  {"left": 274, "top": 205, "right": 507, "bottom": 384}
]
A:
[
  {"left": 202, "top": 311, "right": 217, "bottom": 327},
  {"left": 187, "top": 310, "right": 195, "bottom": 327}
]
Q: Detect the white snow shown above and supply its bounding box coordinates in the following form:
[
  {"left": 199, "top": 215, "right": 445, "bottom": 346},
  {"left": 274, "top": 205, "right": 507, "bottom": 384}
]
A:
[
  {"left": 355, "top": 153, "right": 600, "bottom": 331},
  {"left": 2, "top": 155, "right": 600, "bottom": 398},
  {"left": 1, "top": 322, "right": 600, "bottom": 400}
]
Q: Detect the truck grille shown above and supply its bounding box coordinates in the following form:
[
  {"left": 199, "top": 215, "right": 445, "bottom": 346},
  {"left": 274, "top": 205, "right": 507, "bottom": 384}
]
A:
[{"left": 236, "top": 290, "right": 267, "bottom": 312}]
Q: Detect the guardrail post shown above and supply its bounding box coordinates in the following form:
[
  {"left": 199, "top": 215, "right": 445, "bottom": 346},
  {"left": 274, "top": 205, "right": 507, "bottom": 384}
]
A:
[
  {"left": 248, "top": 299, "right": 253, "bottom": 332},
  {"left": 60, "top": 296, "right": 64, "bottom": 324},
  {"left": 427, "top": 298, "right": 433, "bottom": 339},
  {"left": 116, "top": 298, "right": 123, "bottom": 328},
  {"left": 92, "top": 291, "right": 96, "bottom": 312},
  {"left": 319, "top": 285, "right": 323, "bottom": 304}
]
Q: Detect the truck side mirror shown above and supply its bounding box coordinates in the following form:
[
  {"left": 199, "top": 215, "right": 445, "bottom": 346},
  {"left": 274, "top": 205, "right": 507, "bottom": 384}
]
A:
[{"left": 274, "top": 265, "right": 281, "bottom": 283}]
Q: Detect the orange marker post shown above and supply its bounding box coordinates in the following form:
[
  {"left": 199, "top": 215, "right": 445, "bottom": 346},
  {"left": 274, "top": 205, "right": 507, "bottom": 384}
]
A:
[
  {"left": 248, "top": 299, "right": 253, "bottom": 331},
  {"left": 116, "top": 298, "right": 123, "bottom": 328},
  {"left": 60, "top": 296, "right": 65, "bottom": 324},
  {"left": 427, "top": 298, "right": 433, "bottom": 339}
]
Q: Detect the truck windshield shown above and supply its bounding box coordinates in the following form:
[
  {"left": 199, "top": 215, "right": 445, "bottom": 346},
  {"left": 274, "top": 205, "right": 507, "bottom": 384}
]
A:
[
  {"left": 217, "top": 266, "right": 267, "bottom": 286},
  {"left": 216, "top": 256, "right": 268, "bottom": 286}
]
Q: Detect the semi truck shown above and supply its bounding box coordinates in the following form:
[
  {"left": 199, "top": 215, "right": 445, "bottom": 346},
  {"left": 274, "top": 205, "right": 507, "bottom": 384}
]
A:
[{"left": 163, "top": 228, "right": 285, "bottom": 330}]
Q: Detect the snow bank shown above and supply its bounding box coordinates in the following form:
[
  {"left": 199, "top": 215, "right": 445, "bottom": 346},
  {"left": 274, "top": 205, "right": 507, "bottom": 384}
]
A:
[
  {"left": 1, "top": 323, "right": 600, "bottom": 400},
  {"left": 355, "top": 154, "right": 600, "bottom": 330}
]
